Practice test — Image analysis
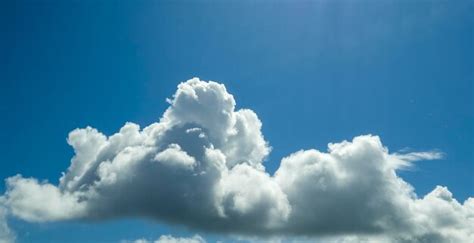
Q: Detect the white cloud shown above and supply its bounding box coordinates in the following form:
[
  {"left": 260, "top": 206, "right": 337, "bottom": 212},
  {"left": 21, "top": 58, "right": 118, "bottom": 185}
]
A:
[
  {"left": 4, "top": 176, "right": 86, "bottom": 222},
  {"left": 1, "top": 78, "right": 472, "bottom": 242},
  {"left": 0, "top": 205, "right": 14, "bottom": 243},
  {"left": 154, "top": 144, "right": 197, "bottom": 170},
  {"left": 154, "top": 235, "right": 205, "bottom": 243},
  {"left": 127, "top": 234, "right": 205, "bottom": 243},
  {"left": 274, "top": 135, "right": 416, "bottom": 234}
]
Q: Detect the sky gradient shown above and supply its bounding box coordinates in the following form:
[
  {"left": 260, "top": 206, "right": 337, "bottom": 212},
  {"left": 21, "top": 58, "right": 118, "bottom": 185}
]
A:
[{"left": 1, "top": 1, "right": 473, "bottom": 242}]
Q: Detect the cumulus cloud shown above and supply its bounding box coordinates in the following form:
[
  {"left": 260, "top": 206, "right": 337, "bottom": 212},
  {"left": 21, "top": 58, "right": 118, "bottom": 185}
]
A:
[{"left": 1, "top": 78, "right": 472, "bottom": 242}]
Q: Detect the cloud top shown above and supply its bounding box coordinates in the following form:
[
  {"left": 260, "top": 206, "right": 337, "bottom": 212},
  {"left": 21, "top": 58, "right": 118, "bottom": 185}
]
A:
[{"left": 2, "top": 78, "right": 473, "bottom": 242}]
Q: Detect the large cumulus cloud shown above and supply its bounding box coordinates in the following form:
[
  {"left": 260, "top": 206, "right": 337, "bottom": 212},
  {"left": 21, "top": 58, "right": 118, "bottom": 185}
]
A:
[{"left": 2, "top": 78, "right": 473, "bottom": 242}]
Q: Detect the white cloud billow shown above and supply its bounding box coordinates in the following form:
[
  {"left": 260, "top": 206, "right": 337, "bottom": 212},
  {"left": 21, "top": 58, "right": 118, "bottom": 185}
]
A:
[{"left": 2, "top": 78, "right": 473, "bottom": 242}]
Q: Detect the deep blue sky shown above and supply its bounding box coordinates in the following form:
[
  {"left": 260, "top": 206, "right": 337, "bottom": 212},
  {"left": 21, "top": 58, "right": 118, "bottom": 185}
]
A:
[{"left": 1, "top": 1, "right": 473, "bottom": 242}]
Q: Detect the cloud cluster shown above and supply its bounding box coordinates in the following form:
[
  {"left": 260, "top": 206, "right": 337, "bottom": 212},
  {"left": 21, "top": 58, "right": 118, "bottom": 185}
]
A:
[{"left": 1, "top": 78, "right": 473, "bottom": 242}]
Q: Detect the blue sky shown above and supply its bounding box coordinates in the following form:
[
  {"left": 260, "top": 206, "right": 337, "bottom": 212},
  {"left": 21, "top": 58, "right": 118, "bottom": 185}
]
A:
[{"left": 1, "top": 1, "right": 473, "bottom": 242}]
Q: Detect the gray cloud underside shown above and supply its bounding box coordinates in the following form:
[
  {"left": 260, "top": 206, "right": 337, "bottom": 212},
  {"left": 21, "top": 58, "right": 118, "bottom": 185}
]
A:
[{"left": 1, "top": 78, "right": 473, "bottom": 242}]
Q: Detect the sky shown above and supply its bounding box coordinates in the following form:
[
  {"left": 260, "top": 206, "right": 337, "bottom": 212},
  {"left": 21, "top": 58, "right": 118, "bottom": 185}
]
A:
[{"left": 1, "top": 1, "right": 473, "bottom": 243}]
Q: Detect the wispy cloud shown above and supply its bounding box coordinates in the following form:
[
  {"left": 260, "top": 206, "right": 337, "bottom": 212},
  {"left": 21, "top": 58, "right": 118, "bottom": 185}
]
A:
[
  {"left": 124, "top": 234, "right": 205, "bottom": 243},
  {"left": 0, "top": 204, "right": 14, "bottom": 243},
  {"left": 393, "top": 151, "right": 444, "bottom": 161}
]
